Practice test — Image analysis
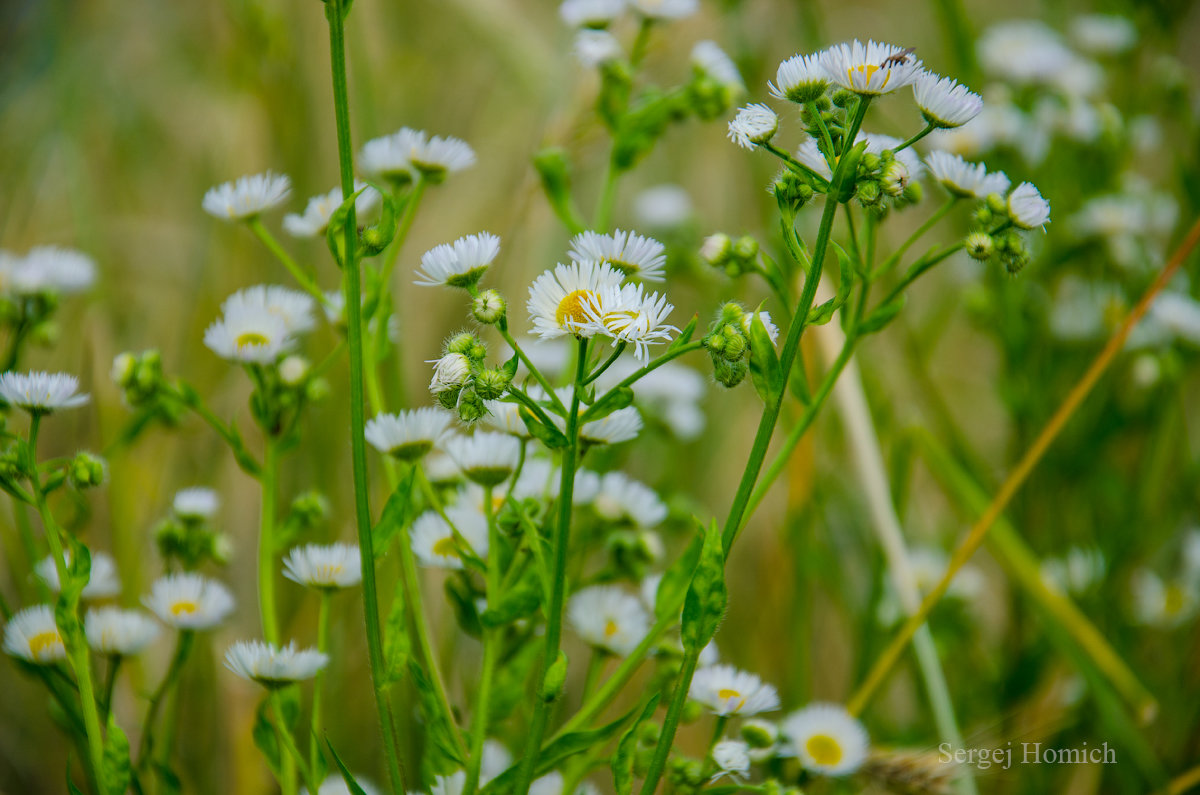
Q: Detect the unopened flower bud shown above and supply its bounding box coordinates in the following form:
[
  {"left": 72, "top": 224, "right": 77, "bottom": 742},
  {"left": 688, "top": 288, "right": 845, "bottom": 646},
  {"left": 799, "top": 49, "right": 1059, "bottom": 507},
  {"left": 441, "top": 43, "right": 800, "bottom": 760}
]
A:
[
  {"left": 855, "top": 179, "right": 882, "bottom": 206},
  {"left": 858, "top": 152, "right": 881, "bottom": 174},
  {"left": 881, "top": 160, "right": 910, "bottom": 197},
  {"left": 711, "top": 356, "right": 748, "bottom": 388},
  {"left": 430, "top": 352, "right": 472, "bottom": 395},
  {"left": 985, "top": 192, "right": 1007, "bottom": 215},
  {"left": 965, "top": 231, "right": 995, "bottom": 260},
  {"left": 445, "top": 332, "right": 480, "bottom": 357},
  {"left": 289, "top": 491, "right": 330, "bottom": 527},
  {"left": 732, "top": 235, "right": 759, "bottom": 260},
  {"left": 700, "top": 233, "right": 733, "bottom": 266},
  {"left": 741, "top": 719, "right": 779, "bottom": 749},
  {"left": 473, "top": 368, "right": 511, "bottom": 400},
  {"left": 69, "top": 452, "right": 107, "bottom": 489},
  {"left": 831, "top": 88, "right": 856, "bottom": 108},
  {"left": 279, "top": 355, "right": 309, "bottom": 386},
  {"left": 973, "top": 204, "right": 994, "bottom": 226},
  {"left": 456, "top": 385, "right": 488, "bottom": 423},
  {"left": 111, "top": 352, "right": 136, "bottom": 387},
  {"left": 471, "top": 289, "right": 506, "bottom": 325}
]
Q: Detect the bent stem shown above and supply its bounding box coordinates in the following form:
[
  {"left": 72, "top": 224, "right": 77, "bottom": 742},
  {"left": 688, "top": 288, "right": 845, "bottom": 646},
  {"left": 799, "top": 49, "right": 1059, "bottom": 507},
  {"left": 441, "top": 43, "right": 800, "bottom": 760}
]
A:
[{"left": 324, "top": 0, "right": 407, "bottom": 790}]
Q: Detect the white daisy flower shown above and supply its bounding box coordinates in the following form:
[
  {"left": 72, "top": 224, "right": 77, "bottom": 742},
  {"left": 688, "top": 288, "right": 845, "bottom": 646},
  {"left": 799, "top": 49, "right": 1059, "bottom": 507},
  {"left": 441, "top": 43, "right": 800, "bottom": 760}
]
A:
[
  {"left": 85, "top": 607, "right": 161, "bottom": 656},
  {"left": 203, "top": 171, "right": 291, "bottom": 221},
  {"left": 429, "top": 352, "right": 473, "bottom": 396},
  {"left": 444, "top": 432, "right": 521, "bottom": 486},
  {"left": 691, "top": 41, "right": 744, "bottom": 94},
  {"left": 529, "top": 772, "right": 564, "bottom": 795},
  {"left": 283, "top": 543, "right": 363, "bottom": 590},
  {"left": 203, "top": 303, "right": 294, "bottom": 365},
  {"left": 568, "top": 585, "right": 650, "bottom": 655},
  {"left": 740, "top": 310, "right": 779, "bottom": 346},
  {"left": 143, "top": 573, "right": 235, "bottom": 630},
  {"left": 221, "top": 284, "right": 317, "bottom": 336},
  {"left": 712, "top": 739, "right": 752, "bottom": 778},
  {"left": 580, "top": 405, "right": 643, "bottom": 445},
  {"left": 559, "top": 0, "right": 624, "bottom": 27},
  {"left": 301, "top": 776, "right": 382, "bottom": 795},
  {"left": 359, "top": 127, "right": 428, "bottom": 181},
  {"left": 689, "top": 665, "right": 781, "bottom": 717},
  {"left": 409, "top": 133, "right": 476, "bottom": 179},
  {"left": 978, "top": 21, "right": 1075, "bottom": 85},
  {"left": 1007, "top": 182, "right": 1051, "bottom": 230},
  {"left": 481, "top": 740, "right": 513, "bottom": 786},
  {"left": 173, "top": 487, "right": 220, "bottom": 520},
  {"left": 913, "top": 71, "right": 983, "bottom": 129},
  {"left": 283, "top": 181, "right": 382, "bottom": 238},
  {"left": 1131, "top": 569, "right": 1197, "bottom": 627},
  {"left": 414, "top": 232, "right": 501, "bottom": 288},
  {"left": 819, "top": 40, "right": 923, "bottom": 96},
  {"left": 924, "top": 151, "right": 1010, "bottom": 199},
  {"left": 527, "top": 261, "right": 625, "bottom": 340},
  {"left": 365, "top": 408, "right": 454, "bottom": 460},
  {"left": 594, "top": 472, "right": 666, "bottom": 526},
  {"left": 35, "top": 551, "right": 121, "bottom": 599},
  {"left": 410, "top": 505, "right": 489, "bottom": 569},
  {"left": 569, "top": 229, "right": 667, "bottom": 282},
  {"left": 1070, "top": 14, "right": 1137, "bottom": 56},
  {"left": 770, "top": 53, "right": 829, "bottom": 104},
  {"left": 0, "top": 371, "right": 89, "bottom": 412},
  {"left": 727, "top": 103, "right": 779, "bottom": 150},
  {"left": 3, "top": 604, "right": 66, "bottom": 664},
  {"left": 633, "top": 185, "right": 692, "bottom": 229},
  {"left": 782, "top": 703, "right": 869, "bottom": 776},
  {"left": 629, "top": 0, "right": 696, "bottom": 18},
  {"left": 574, "top": 29, "right": 623, "bottom": 67},
  {"left": 224, "top": 640, "right": 328, "bottom": 687},
  {"left": 1041, "top": 547, "right": 1106, "bottom": 596},
  {"left": 795, "top": 138, "right": 833, "bottom": 180},
  {"left": 579, "top": 282, "right": 676, "bottom": 361},
  {"left": 508, "top": 458, "right": 600, "bottom": 504},
  {"left": 9, "top": 246, "right": 97, "bottom": 296}
]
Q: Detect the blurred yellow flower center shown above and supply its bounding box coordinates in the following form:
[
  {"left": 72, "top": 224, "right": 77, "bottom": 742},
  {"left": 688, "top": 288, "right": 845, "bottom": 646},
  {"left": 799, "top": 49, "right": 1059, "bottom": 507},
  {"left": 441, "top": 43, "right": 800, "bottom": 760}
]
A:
[
  {"left": 717, "top": 687, "right": 743, "bottom": 701},
  {"left": 316, "top": 564, "right": 344, "bottom": 581},
  {"left": 29, "top": 631, "right": 60, "bottom": 658},
  {"left": 557, "top": 290, "right": 596, "bottom": 328},
  {"left": 806, "top": 734, "right": 843, "bottom": 767},
  {"left": 603, "top": 619, "right": 619, "bottom": 637},
  {"left": 235, "top": 332, "right": 270, "bottom": 348},
  {"left": 432, "top": 537, "right": 459, "bottom": 558},
  {"left": 170, "top": 600, "right": 198, "bottom": 616}
]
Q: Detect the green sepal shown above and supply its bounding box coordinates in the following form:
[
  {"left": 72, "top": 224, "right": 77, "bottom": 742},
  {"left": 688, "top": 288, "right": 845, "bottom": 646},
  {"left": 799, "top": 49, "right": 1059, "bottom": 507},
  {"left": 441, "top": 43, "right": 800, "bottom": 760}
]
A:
[
  {"left": 681, "top": 519, "right": 727, "bottom": 652},
  {"left": 372, "top": 468, "right": 417, "bottom": 557},
  {"left": 746, "top": 307, "right": 782, "bottom": 404}
]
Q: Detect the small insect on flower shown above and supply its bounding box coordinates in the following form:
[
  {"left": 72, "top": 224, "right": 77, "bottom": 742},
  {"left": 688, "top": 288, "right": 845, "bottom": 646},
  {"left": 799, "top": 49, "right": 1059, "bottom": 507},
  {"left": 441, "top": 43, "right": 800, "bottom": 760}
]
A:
[
  {"left": 203, "top": 302, "right": 294, "bottom": 365},
  {"left": 143, "top": 573, "right": 235, "bottom": 630},
  {"left": 365, "top": 407, "right": 454, "bottom": 461},
  {"left": 224, "top": 640, "right": 328, "bottom": 688},
  {"left": 782, "top": 702, "right": 870, "bottom": 777},
  {"left": 569, "top": 585, "right": 650, "bottom": 656},
  {"left": 283, "top": 543, "right": 363, "bottom": 590},
  {"left": 415, "top": 232, "right": 501, "bottom": 289},
  {"left": 527, "top": 261, "right": 625, "bottom": 340},
  {"left": 569, "top": 229, "right": 667, "bottom": 282},
  {"left": 924, "top": 151, "right": 1010, "bottom": 199},
  {"left": 0, "top": 371, "right": 90, "bottom": 413},
  {"left": 913, "top": 71, "right": 984, "bottom": 129},
  {"left": 727, "top": 104, "right": 779, "bottom": 150},
  {"left": 689, "top": 665, "right": 781, "bottom": 717},
  {"left": 202, "top": 171, "right": 292, "bottom": 221},
  {"left": 819, "top": 40, "right": 923, "bottom": 96},
  {"left": 1007, "top": 181, "right": 1052, "bottom": 230},
  {"left": 444, "top": 432, "right": 522, "bottom": 486},
  {"left": 173, "top": 487, "right": 220, "bottom": 521},
  {"left": 85, "top": 607, "right": 161, "bottom": 656},
  {"left": 3, "top": 605, "right": 66, "bottom": 664},
  {"left": 35, "top": 551, "right": 121, "bottom": 599},
  {"left": 411, "top": 504, "right": 489, "bottom": 570}
]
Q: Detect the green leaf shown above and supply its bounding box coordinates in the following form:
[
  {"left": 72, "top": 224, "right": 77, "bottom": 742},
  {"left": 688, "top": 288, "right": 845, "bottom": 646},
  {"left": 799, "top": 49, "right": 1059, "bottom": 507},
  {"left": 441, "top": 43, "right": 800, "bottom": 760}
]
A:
[
  {"left": 681, "top": 519, "right": 727, "bottom": 652},
  {"left": 252, "top": 700, "right": 282, "bottom": 776},
  {"left": 669, "top": 314, "right": 699, "bottom": 350},
  {"left": 533, "top": 148, "right": 586, "bottom": 235},
  {"left": 66, "top": 766, "right": 86, "bottom": 795},
  {"left": 100, "top": 713, "right": 132, "bottom": 795},
  {"left": 325, "top": 186, "right": 371, "bottom": 267},
  {"left": 480, "top": 567, "right": 543, "bottom": 628},
  {"left": 445, "top": 575, "right": 482, "bottom": 639},
  {"left": 807, "top": 242, "right": 856, "bottom": 326},
  {"left": 326, "top": 740, "right": 371, "bottom": 795},
  {"left": 654, "top": 529, "right": 703, "bottom": 622},
  {"left": 858, "top": 294, "right": 906, "bottom": 335},
  {"left": 579, "top": 386, "right": 634, "bottom": 424},
  {"left": 373, "top": 469, "right": 417, "bottom": 556},
  {"left": 381, "top": 584, "right": 411, "bottom": 688},
  {"left": 746, "top": 307, "right": 782, "bottom": 404},
  {"left": 409, "top": 661, "right": 467, "bottom": 767},
  {"left": 501, "top": 353, "right": 519, "bottom": 382},
  {"left": 612, "top": 694, "right": 661, "bottom": 795}
]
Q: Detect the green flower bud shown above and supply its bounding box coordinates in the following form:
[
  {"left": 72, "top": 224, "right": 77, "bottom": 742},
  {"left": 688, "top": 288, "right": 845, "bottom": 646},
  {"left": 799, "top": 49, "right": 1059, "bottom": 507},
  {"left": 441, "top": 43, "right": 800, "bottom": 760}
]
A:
[
  {"left": 712, "top": 356, "right": 748, "bottom": 387},
  {"left": 700, "top": 233, "right": 733, "bottom": 266},
  {"left": 831, "top": 88, "right": 856, "bottom": 108},
  {"left": 111, "top": 352, "right": 136, "bottom": 388},
  {"left": 0, "top": 444, "right": 25, "bottom": 481},
  {"left": 741, "top": 719, "right": 779, "bottom": 749},
  {"left": 1003, "top": 248, "right": 1031, "bottom": 275},
  {"left": 540, "top": 650, "right": 568, "bottom": 701},
  {"left": 436, "top": 386, "right": 463, "bottom": 410},
  {"left": 305, "top": 377, "right": 330, "bottom": 402},
  {"left": 985, "top": 192, "right": 1007, "bottom": 215},
  {"left": 69, "top": 452, "right": 107, "bottom": 489},
  {"left": 473, "top": 368, "right": 511, "bottom": 401},
  {"left": 638, "top": 720, "right": 661, "bottom": 745},
  {"left": 858, "top": 152, "right": 881, "bottom": 173},
  {"left": 290, "top": 491, "right": 331, "bottom": 528},
  {"left": 972, "top": 205, "right": 994, "bottom": 227},
  {"left": 456, "top": 385, "right": 488, "bottom": 423},
  {"left": 965, "top": 231, "right": 995, "bottom": 261},
  {"left": 445, "top": 332, "right": 480, "bottom": 357},
  {"left": 732, "top": 235, "right": 759, "bottom": 261},
  {"left": 471, "top": 289, "right": 506, "bottom": 325},
  {"left": 855, "top": 179, "right": 882, "bottom": 206},
  {"left": 902, "top": 178, "right": 924, "bottom": 204}
]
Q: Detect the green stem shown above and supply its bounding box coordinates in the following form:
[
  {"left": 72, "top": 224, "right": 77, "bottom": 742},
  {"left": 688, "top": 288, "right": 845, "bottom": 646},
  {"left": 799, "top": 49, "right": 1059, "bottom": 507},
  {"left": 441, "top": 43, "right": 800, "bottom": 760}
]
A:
[
  {"left": 894, "top": 123, "right": 935, "bottom": 153},
  {"left": 465, "top": 487, "right": 503, "bottom": 795},
  {"left": 137, "top": 630, "right": 195, "bottom": 769},
  {"left": 512, "top": 338, "right": 587, "bottom": 795},
  {"left": 584, "top": 341, "right": 703, "bottom": 417},
  {"left": 638, "top": 648, "right": 699, "bottom": 795},
  {"left": 629, "top": 17, "right": 654, "bottom": 67},
  {"left": 760, "top": 141, "right": 831, "bottom": 189},
  {"left": 499, "top": 327, "right": 567, "bottom": 414},
  {"left": 874, "top": 197, "right": 957, "bottom": 279},
  {"left": 248, "top": 218, "right": 329, "bottom": 306},
  {"left": 101, "top": 655, "right": 122, "bottom": 724},
  {"left": 323, "top": 0, "right": 407, "bottom": 791},
  {"left": 259, "top": 437, "right": 280, "bottom": 645},
  {"left": 877, "top": 243, "right": 964, "bottom": 309},
  {"left": 594, "top": 156, "right": 621, "bottom": 233},
  {"left": 28, "top": 414, "right": 107, "bottom": 784},
  {"left": 378, "top": 178, "right": 426, "bottom": 289},
  {"left": 310, "top": 591, "right": 332, "bottom": 778},
  {"left": 271, "top": 690, "right": 315, "bottom": 795},
  {"left": 582, "top": 342, "right": 627, "bottom": 385},
  {"left": 806, "top": 101, "right": 835, "bottom": 158}
]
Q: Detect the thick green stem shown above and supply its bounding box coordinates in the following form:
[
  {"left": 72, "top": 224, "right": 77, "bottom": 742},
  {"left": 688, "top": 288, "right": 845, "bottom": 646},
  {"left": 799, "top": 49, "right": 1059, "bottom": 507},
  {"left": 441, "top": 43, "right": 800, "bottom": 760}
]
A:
[
  {"left": 310, "top": 591, "right": 332, "bottom": 777},
  {"left": 323, "top": 0, "right": 407, "bottom": 791},
  {"left": 512, "top": 339, "right": 587, "bottom": 795},
  {"left": 637, "top": 649, "right": 699, "bottom": 795},
  {"left": 259, "top": 437, "right": 280, "bottom": 645},
  {"left": 465, "top": 487, "right": 503, "bottom": 795}
]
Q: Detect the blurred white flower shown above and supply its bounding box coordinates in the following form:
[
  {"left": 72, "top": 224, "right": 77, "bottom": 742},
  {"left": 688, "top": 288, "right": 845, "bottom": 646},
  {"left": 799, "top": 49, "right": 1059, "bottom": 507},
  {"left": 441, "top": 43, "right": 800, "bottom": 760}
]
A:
[
  {"left": 415, "top": 232, "right": 501, "bottom": 288},
  {"left": 174, "top": 487, "right": 220, "bottom": 520},
  {"left": 85, "top": 607, "right": 161, "bottom": 656},
  {"left": 691, "top": 41, "right": 744, "bottom": 94},
  {"left": 444, "top": 432, "right": 521, "bottom": 486},
  {"left": 224, "top": 640, "right": 328, "bottom": 687},
  {"left": 569, "top": 585, "right": 650, "bottom": 655},
  {"left": 1070, "top": 14, "right": 1137, "bottom": 55},
  {"left": 574, "top": 29, "right": 623, "bottom": 67},
  {"left": 782, "top": 703, "right": 869, "bottom": 776},
  {"left": 3, "top": 605, "right": 65, "bottom": 664},
  {"left": 924, "top": 151, "right": 1009, "bottom": 199},
  {"left": 283, "top": 181, "right": 382, "bottom": 238},
  {"left": 594, "top": 471, "right": 666, "bottom": 526},
  {"left": 144, "top": 574, "right": 235, "bottom": 630},
  {"left": 1131, "top": 569, "right": 1197, "bottom": 627},
  {"left": 6, "top": 246, "right": 97, "bottom": 296},
  {"left": 569, "top": 229, "right": 667, "bottom": 281},
  {"left": 1041, "top": 547, "right": 1106, "bottom": 596},
  {"left": 203, "top": 171, "right": 291, "bottom": 221},
  {"left": 36, "top": 551, "right": 121, "bottom": 599},
  {"left": 411, "top": 505, "right": 489, "bottom": 569},
  {"left": 0, "top": 371, "right": 89, "bottom": 412},
  {"left": 203, "top": 303, "right": 293, "bottom": 364},
  {"left": 559, "top": 0, "right": 624, "bottom": 27},
  {"left": 629, "top": 0, "right": 697, "bottom": 19},
  {"left": 283, "top": 543, "right": 363, "bottom": 590},
  {"left": 711, "top": 739, "right": 752, "bottom": 778},
  {"left": 690, "top": 665, "right": 780, "bottom": 716},
  {"left": 365, "top": 408, "right": 454, "bottom": 460},
  {"left": 633, "top": 184, "right": 692, "bottom": 229},
  {"left": 221, "top": 284, "right": 317, "bottom": 336}
]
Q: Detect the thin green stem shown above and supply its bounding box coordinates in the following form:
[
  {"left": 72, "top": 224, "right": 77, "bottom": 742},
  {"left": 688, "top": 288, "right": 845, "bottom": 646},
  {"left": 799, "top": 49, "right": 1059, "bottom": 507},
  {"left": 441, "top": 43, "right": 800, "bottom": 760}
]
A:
[
  {"left": 499, "top": 327, "right": 567, "bottom": 414},
  {"left": 310, "top": 591, "right": 332, "bottom": 778},
  {"left": 512, "top": 338, "right": 587, "bottom": 795},
  {"left": 807, "top": 101, "right": 835, "bottom": 157},
  {"left": 760, "top": 141, "right": 831, "bottom": 189},
  {"left": 137, "top": 630, "right": 195, "bottom": 769},
  {"left": 259, "top": 437, "right": 280, "bottom": 645},
  {"left": 248, "top": 219, "right": 329, "bottom": 306},
  {"left": 594, "top": 156, "right": 620, "bottom": 233},
  {"left": 629, "top": 17, "right": 654, "bottom": 67},
  {"left": 585, "top": 340, "right": 703, "bottom": 415},
  {"left": 874, "top": 197, "right": 957, "bottom": 279},
  {"left": 894, "top": 123, "right": 935, "bottom": 153},
  {"left": 101, "top": 655, "right": 122, "bottom": 724},
  {"left": 379, "top": 178, "right": 427, "bottom": 289},
  {"left": 324, "top": 0, "right": 406, "bottom": 790},
  {"left": 271, "top": 690, "right": 315, "bottom": 795},
  {"left": 582, "top": 342, "right": 627, "bottom": 385},
  {"left": 638, "top": 648, "right": 699, "bottom": 795},
  {"left": 877, "top": 243, "right": 964, "bottom": 309},
  {"left": 465, "top": 487, "right": 503, "bottom": 795}
]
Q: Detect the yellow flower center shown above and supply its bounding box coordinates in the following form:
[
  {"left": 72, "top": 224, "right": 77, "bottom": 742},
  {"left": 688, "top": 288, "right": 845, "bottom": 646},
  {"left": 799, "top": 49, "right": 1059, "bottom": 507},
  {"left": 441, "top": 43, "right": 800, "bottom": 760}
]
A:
[
  {"left": 848, "top": 63, "right": 890, "bottom": 90},
  {"left": 604, "top": 619, "right": 619, "bottom": 638},
  {"left": 235, "top": 331, "right": 270, "bottom": 349},
  {"left": 315, "top": 564, "right": 344, "bottom": 582},
  {"left": 805, "top": 734, "right": 844, "bottom": 767},
  {"left": 432, "top": 537, "right": 460, "bottom": 558},
  {"left": 717, "top": 687, "right": 742, "bottom": 701},
  {"left": 556, "top": 290, "right": 596, "bottom": 328},
  {"left": 170, "top": 600, "right": 198, "bottom": 617},
  {"left": 29, "top": 631, "right": 60, "bottom": 659}
]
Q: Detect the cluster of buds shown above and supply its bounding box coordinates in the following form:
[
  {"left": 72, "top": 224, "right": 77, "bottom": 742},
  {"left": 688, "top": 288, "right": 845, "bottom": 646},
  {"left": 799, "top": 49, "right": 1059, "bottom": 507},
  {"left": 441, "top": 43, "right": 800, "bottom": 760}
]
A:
[
  {"left": 111, "top": 350, "right": 169, "bottom": 408},
  {"left": 967, "top": 193, "right": 1035, "bottom": 273},
  {"left": 428, "top": 332, "right": 514, "bottom": 422},
  {"left": 68, "top": 451, "right": 107, "bottom": 490},
  {"left": 700, "top": 233, "right": 762, "bottom": 278},
  {"left": 852, "top": 148, "right": 922, "bottom": 210},
  {"left": 155, "top": 497, "right": 231, "bottom": 570},
  {"left": 702, "top": 303, "right": 755, "bottom": 388},
  {"left": 770, "top": 169, "right": 817, "bottom": 215}
]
